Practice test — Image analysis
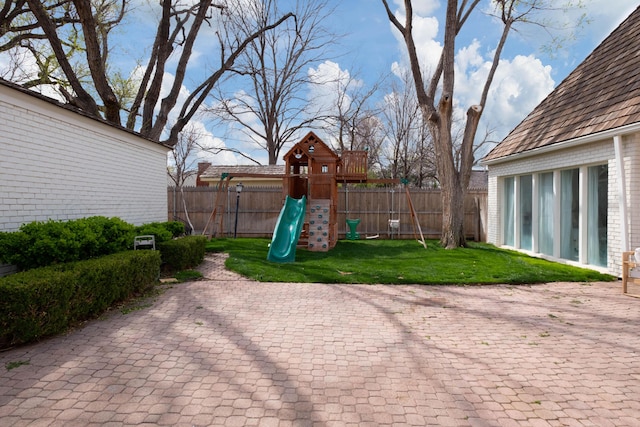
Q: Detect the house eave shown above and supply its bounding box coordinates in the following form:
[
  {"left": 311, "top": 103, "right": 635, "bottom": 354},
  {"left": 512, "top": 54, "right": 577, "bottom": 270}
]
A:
[{"left": 481, "top": 121, "right": 640, "bottom": 166}]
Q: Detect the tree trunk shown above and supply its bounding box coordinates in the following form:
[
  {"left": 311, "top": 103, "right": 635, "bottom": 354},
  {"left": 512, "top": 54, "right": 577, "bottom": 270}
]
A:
[
  {"left": 180, "top": 186, "right": 194, "bottom": 234},
  {"left": 440, "top": 170, "right": 467, "bottom": 248}
]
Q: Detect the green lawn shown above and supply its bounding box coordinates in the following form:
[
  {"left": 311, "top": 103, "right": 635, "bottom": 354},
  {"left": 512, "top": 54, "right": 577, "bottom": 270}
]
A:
[{"left": 206, "top": 238, "right": 615, "bottom": 285}]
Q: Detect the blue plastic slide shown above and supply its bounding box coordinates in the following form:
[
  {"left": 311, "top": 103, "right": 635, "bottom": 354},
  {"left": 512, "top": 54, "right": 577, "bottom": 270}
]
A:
[{"left": 267, "top": 195, "right": 307, "bottom": 263}]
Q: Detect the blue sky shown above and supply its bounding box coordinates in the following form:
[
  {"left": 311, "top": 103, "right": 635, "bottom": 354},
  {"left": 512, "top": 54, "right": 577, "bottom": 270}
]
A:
[
  {"left": 2, "top": 0, "right": 638, "bottom": 167},
  {"left": 329, "top": 0, "right": 638, "bottom": 87},
  {"left": 192, "top": 0, "right": 640, "bottom": 166}
]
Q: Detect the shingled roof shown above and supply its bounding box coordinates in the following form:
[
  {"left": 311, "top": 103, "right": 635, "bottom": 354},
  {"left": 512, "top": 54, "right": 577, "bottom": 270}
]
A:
[
  {"left": 483, "top": 5, "right": 640, "bottom": 162},
  {"left": 200, "top": 164, "right": 285, "bottom": 180}
]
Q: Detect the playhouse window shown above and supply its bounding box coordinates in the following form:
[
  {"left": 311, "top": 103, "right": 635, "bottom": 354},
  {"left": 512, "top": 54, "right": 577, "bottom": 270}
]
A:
[{"left": 322, "top": 165, "right": 328, "bottom": 173}]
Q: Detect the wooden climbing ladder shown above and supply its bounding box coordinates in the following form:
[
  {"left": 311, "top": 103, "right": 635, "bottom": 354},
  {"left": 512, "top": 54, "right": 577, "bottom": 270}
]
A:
[{"left": 202, "top": 174, "right": 231, "bottom": 238}]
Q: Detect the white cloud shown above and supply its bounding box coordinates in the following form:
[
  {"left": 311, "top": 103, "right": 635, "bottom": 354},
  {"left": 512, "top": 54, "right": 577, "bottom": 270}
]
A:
[
  {"left": 391, "top": 0, "right": 440, "bottom": 16},
  {"left": 307, "top": 60, "right": 367, "bottom": 149},
  {"left": 481, "top": 55, "right": 555, "bottom": 140},
  {"left": 412, "top": 15, "right": 442, "bottom": 74},
  {"left": 456, "top": 40, "right": 484, "bottom": 72},
  {"left": 195, "top": 132, "right": 238, "bottom": 166},
  {"left": 388, "top": 10, "right": 441, "bottom": 77},
  {"left": 452, "top": 43, "right": 555, "bottom": 140},
  {"left": 307, "top": 60, "right": 357, "bottom": 111},
  {"left": 386, "top": 1, "right": 557, "bottom": 144}
]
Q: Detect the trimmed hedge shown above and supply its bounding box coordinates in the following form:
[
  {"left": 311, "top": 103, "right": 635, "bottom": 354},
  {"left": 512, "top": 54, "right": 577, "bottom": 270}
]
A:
[
  {"left": 158, "top": 235, "right": 207, "bottom": 272},
  {"left": 0, "top": 250, "right": 161, "bottom": 348},
  {"left": 135, "top": 221, "right": 185, "bottom": 244},
  {"left": 0, "top": 217, "right": 186, "bottom": 271},
  {"left": 0, "top": 217, "right": 135, "bottom": 270}
]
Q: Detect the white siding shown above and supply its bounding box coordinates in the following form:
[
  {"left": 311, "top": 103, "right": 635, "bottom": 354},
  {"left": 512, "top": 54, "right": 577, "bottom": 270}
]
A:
[
  {"left": 0, "top": 83, "right": 170, "bottom": 232},
  {"left": 487, "top": 135, "right": 640, "bottom": 277}
]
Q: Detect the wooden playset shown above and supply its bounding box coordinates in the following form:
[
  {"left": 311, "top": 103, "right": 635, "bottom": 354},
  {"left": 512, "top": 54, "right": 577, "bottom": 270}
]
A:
[{"left": 202, "top": 131, "right": 424, "bottom": 254}]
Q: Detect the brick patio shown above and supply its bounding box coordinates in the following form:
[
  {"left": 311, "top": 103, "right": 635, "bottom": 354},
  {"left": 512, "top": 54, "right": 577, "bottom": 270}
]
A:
[{"left": 1, "top": 254, "right": 639, "bottom": 426}]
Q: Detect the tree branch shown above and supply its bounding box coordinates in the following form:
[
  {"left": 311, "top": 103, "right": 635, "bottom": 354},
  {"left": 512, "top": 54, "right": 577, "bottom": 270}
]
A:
[
  {"left": 73, "top": 0, "right": 121, "bottom": 124},
  {"left": 25, "top": 0, "right": 100, "bottom": 116},
  {"left": 150, "top": 0, "right": 216, "bottom": 140},
  {"left": 137, "top": 0, "right": 173, "bottom": 133},
  {"left": 162, "top": 11, "right": 295, "bottom": 146}
]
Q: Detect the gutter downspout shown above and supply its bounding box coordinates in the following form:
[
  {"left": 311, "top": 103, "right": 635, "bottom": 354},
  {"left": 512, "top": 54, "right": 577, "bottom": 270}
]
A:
[{"left": 613, "top": 135, "right": 629, "bottom": 252}]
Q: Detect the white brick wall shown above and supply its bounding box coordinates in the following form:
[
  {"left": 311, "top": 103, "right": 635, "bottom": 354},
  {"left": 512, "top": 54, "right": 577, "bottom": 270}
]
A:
[
  {"left": 487, "top": 171, "right": 499, "bottom": 245},
  {"left": 487, "top": 136, "right": 639, "bottom": 277},
  {"left": 0, "top": 82, "right": 170, "bottom": 232},
  {"left": 625, "top": 133, "right": 640, "bottom": 253}
]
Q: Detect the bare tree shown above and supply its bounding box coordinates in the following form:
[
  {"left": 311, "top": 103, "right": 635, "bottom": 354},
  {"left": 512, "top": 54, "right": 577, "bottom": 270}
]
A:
[
  {"left": 378, "top": 70, "right": 437, "bottom": 186},
  {"left": 168, "top": 125, "right": 201, "bottom": 189},
  {"left": 322, "top": 69, "right": 385, "bottom": 156},
  {"left": 351, "top": 114, "right": 386, "bottom": 174},
  {"left": 380, "top": 70, "right": 420, "bottom": 181},
  {"left": 1, "top": 0, "right": 120, "bottom": 92},
  {"left": 1, "top": 0, "right": 295, "bottom": 147},
  {"left": 168, "top": 125, "right": 204, "bottom": 233},
  {"left": 332, "top": 81, "right": 368, "bottom": 153},
  {"left": 413, "top": 116, "right": 437, "bottom": 188},
  {"left": 382, "top": 0, "right": 586, "bottom": 248},
  {"left": 207, "top": 0, "right": 335, "bottom": 165}
]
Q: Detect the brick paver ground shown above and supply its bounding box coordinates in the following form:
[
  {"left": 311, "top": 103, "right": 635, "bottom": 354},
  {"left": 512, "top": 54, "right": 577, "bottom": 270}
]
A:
[{"left": 1, "top": 254, "right": 639, "bottom": 426}]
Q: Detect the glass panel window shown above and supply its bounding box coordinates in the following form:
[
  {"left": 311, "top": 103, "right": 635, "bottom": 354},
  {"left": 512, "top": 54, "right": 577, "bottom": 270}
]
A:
[
  {"left": 538, "top": 172, "right": 554, "bottom": 256},
  {"left": 560, "top": 169, "right": 579, "bottom": 261},
  {"left": 519, "top": 175, "right": 533, "bottom": 250},
  {"left": 503, "top": 177, "right": 515, "bottom": 246},
  {"left": 588, "top": 165, "right": 608, "bottom": 266}
]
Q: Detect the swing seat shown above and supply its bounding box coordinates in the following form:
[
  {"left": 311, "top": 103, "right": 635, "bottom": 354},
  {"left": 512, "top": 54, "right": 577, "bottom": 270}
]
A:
[
  {"left": 388, "top": 219, "right": 400, "bottom": 239},
  {"left": 346, "top": 218, "right": 361, "bottom": 240}
]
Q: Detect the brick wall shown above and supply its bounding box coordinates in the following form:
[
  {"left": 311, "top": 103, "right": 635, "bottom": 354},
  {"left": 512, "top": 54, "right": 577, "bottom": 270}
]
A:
[{"left": 0, "top": 82, "right": 170, "bottom": 232}]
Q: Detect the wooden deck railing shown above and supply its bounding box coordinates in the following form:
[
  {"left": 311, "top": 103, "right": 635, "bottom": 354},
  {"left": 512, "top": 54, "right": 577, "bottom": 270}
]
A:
[{"left": 337, "top": 151, "right": 368, "bottom": 182}]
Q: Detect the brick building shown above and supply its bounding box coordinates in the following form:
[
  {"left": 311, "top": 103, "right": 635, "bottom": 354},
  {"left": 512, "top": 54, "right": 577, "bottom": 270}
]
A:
[
  {"left": 0, "top": 78, "right": 170, "bottom": 232},
  {"left": 482, "top": 6, "right": 640, "bottom": 276}
]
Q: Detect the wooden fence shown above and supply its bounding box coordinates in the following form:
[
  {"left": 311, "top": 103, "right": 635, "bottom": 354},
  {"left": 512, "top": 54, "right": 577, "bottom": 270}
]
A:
[{"left": 168, "top": 186, "right": 488, "bottom": 241}]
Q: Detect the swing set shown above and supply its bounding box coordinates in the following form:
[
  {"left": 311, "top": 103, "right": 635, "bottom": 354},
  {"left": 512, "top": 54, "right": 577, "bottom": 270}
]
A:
[
  {"left": 343, "top": 180, "right": 426, "bottom": 248},
  {"left": 202, "top": 131, "right": 426, "bottom": 250}
]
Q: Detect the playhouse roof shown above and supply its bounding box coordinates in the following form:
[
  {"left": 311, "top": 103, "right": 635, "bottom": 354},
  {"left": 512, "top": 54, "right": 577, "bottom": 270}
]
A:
[
  {"left": 283, "top": 132, "right": 339, "bottom": 162},
  {"left": 483, "top": 5, "right": 640, "bottom": 162}
]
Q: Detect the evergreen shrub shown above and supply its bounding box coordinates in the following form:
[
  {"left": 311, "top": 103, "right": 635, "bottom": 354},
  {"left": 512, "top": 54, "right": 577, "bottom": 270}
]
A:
[
  {"left": 0, "top": 217, "right": 135, "bottom": 269},
  {"left": 0, "top": 250, "right": 161, "bottom": 348},
  {"left": 0, "top": 217, "right": 186, "bottom": 270},
  {"left": 158, "top": 235, "right": 207, "bottom": 272},
  {"left": 134, "top": 221, "right": 185, "bottom": 243}
]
